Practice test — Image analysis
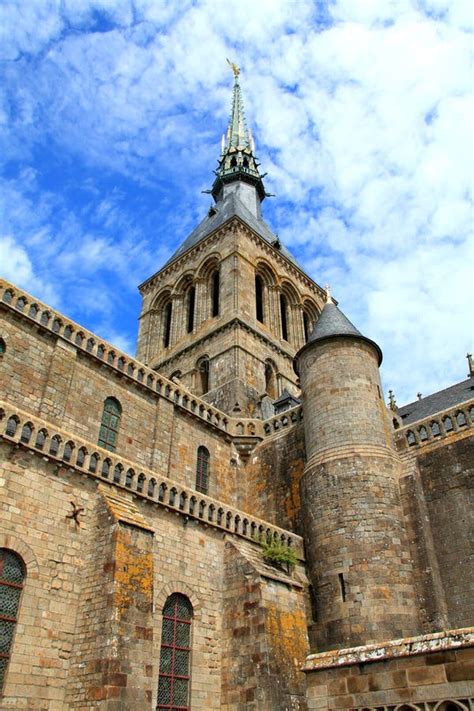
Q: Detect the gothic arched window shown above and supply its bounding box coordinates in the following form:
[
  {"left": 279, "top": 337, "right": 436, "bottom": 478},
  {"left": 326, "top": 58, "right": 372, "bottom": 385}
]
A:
[
  {"left": 98, "top": 397, "right": 122, "bottom": 452},
  {"left": 0, "top": 549, "right": 26, "bottom": 692},
  {"left": 196, "top": 446, "right": 210, "bottom": 494},
  {"left": 264, "top": 361, "right": 277, "bottom": 400},
  {"left": 255, "top": 275, "right": 264, "bottom": 323},
  {"left": 157, "top": 593, "right": 193, "bottom": 710}
]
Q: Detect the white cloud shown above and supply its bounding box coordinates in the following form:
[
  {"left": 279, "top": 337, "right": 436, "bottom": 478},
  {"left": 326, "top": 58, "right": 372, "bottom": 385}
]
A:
[{"left": 0, "top": 0, "right": 472, "bottom": 403}]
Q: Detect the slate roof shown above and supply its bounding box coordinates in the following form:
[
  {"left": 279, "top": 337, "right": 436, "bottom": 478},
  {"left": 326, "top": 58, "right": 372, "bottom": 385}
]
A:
[
  {"left": 305, "top": 300, "right": 383, "bottom": 365},
  {"left": 164, "top": 189, "right": 301, "bottom": 269},
  {"left": 397, "top": 377, "right": 474, "bottom": 425}
]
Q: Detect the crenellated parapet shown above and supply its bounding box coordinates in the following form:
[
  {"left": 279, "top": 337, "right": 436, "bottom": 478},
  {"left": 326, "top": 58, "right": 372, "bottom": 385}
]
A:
[{"left": 0, "top": 399, "right": 304, "bottom": 558}]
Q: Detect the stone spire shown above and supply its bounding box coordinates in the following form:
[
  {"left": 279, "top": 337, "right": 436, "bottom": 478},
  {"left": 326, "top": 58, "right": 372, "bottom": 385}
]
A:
[{"left": 211, "top": 63, "right": 267, "bottom": 209}]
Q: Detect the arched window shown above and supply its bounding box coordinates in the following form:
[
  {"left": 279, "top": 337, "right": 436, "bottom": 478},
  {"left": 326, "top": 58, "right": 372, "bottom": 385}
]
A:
[
  {"left": 197, "top": 357, "right": 210, "bottom": 395},
  {"left": 255, "top": 275, "right": 264, "bottom": 323},
  {"left": 196, "top": 446, "right": 210, "bottom": 494},
  {"left": 264, "top": 361, "right": 277, "bottom": 400},
  {"left": 211, "top": 270, "right": 220, "bottom": 317},
  {"left": 163, "top": 301, "right": 172, "bottom": 348},
  {"left": 0, "top": 549, "right": 26, "bottom": 692},
  {"left": 0, "top": 338, "right": 5, "bottom": 356},
  {"left": 98, "top": 397, "right": 122, "bottom": 452},
  {"left": 303, "top": 312, "right": 310, "bottom": 342},
  {"left": 186, "top": 286, "right": 196, "bottom": 334},
  {"left": 157, "top": 594, "right": 193, "bottom": 710},
  {"left": 280, "top": 294, "right": 288, "bottom": 341}
]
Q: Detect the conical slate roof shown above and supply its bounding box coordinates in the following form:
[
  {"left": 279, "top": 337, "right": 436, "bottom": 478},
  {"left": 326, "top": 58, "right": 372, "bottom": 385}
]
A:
[{"left": 297, "top": 300, "right": 383, "bottom": 366}]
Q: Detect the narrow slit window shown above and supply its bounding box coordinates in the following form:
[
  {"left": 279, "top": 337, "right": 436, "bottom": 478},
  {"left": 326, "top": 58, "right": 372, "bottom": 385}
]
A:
[
  {"left": 255, "top": 275, "right": 264, "bottom": 323},
  {"left": 98, "top": 397, "right": 122, "bottom": 452},
  {"left": 280, "top": 294, "right": 288, "bottom": 341},
  {"left": 211, "top": 270, "right": 220, "bottom": 317},
  {"left": 163, "top": 302, "right": 172, "bottom": 348},
  {"left": 0, "top": 549, "right": 26, "bottom": 692},
  {"left": 157, "top": 593, "right": 193, "bottom": 711},
  {"left": 187, "top": 287, "right": 195, "bottom": 334},
  {"left": 338, "top": 572, "right": 347, "bottom": 602}
]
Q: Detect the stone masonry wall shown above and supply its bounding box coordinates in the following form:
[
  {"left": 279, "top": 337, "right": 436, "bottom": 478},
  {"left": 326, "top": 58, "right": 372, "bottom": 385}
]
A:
[
  {"left": 221, "top": 538, "right": 309, "bottom": 710},
  {"left": 244, "top": 420, "right": 306, "bottom": 533}
]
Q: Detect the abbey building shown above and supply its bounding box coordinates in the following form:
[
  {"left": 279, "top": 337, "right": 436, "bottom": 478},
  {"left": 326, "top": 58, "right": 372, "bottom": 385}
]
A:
[{"left": 0, "top": 70, "right": 473, "bottom": 710}]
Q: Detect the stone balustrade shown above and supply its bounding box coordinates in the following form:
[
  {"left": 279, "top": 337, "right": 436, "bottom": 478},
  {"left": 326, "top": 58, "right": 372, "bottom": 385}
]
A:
[
  {"left": 393, "top": 401, "right": 474, "bottom": 451},
  {"left": 0, "top": 400, "right": 304, "bottom": 558},
  {"left": 263, "top": 405, "right": 303, "bottom": 437}
]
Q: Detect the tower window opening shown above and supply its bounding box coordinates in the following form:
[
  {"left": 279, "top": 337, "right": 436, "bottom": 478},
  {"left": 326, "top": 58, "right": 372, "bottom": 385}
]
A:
[
  {"left": 255, "top": 275, "right": 264, "bottom": 323},
  {"left": 280, "top": 294, "right": 288, "bottom": 341},
  {"left": 242, "top": 157, "right": 249, "bottom": 168},
  {"left": 187, "top": 286, "right": 195, "bottom": 334},
  {"left": 0, "top": 549, "right": 26, "bottom": 693},
  {"left": 338, "top": 573, "right": 347, "bottom": 602},
  {"left": 197, "top": 357, "right": 210, "bottom": 395},
  {"left": 211, "top": 270, "right": 220, "bottom": 317},
  {"left": 303, "top": 312, "right": 310, "bottom": 342},
  {"left": 157, "top": 593, "right": 193, "bottom": 711},
  {"left": 163, "top": 301, "right": 172, "bottom": 348},
  {"left": 264, "top": 361, "right": 277, "bottom": 400},
  {"left": 196, "top": 446, "right": 210, "bottom": 494},
  {"left": 230, "top": 156, "right": 237, "bottom": 168},
  {"left": 98, "top": 397, "right": 122, "bottom": 452}
]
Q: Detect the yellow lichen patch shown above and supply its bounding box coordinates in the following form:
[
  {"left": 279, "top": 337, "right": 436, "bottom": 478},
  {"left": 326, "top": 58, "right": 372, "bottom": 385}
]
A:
[
  {"left": 265, "top": 604, "right": 309, "bottom": 683},
  {"left": 113, "top": 529, "right": 154, "bottom": 620}
]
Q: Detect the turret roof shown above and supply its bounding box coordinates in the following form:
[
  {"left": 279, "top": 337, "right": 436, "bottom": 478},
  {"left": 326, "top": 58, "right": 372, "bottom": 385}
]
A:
[{"left": 297, "top": 299, "right": 383, "bottom": 365}]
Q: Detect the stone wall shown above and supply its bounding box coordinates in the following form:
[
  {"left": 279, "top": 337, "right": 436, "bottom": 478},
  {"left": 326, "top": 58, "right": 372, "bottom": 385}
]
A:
[{"left": 303, "top": 629, "right": 474, "bottom": 710}]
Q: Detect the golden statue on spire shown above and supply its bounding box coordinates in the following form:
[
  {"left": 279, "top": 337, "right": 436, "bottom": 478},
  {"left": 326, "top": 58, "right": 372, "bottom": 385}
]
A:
[{"left": 226, "top": 58, "right": 240, "bottom": 78}]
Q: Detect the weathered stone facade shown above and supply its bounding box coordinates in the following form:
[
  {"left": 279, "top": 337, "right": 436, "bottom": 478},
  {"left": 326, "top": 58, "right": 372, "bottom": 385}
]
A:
[{"left": 0, "top": 72, "right": 472, "bottom": 710}]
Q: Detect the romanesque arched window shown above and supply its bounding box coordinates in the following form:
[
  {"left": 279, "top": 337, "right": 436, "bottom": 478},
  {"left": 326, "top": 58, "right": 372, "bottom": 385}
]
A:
[
  {"left": 0, "top": 549, "right": 26, "bottom": 692},
  {"left": 196, "top": 446, "right": 210, "bottom": 494},
  {"left": 157, "top": 593, "right": 193, "bottom": 710},
  {"left": 98, "top": 397, "right": 122, "bottom": 452}
]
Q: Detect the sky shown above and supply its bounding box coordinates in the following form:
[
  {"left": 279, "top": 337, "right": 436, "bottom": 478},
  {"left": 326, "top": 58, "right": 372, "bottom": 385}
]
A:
[{"left": 1, "top": 0, "right": 473, "bottom": 406}]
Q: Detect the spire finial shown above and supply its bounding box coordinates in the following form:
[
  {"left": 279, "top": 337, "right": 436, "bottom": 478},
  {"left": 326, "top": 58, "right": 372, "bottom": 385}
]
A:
[
  {"left": 325, "top": 285, "right": 333, "bottom": 304},
  {"left": 226, "top": 58, "right": 240, "bottom": 78},
  {"left": 467, "top": 353, "right": 473, "bottom": 377}
]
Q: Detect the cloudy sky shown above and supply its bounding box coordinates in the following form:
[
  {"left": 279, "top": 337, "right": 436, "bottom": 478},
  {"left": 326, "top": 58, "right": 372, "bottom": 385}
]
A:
[{"left": 1, "top": 0, "right": 472, "bottom": 405}]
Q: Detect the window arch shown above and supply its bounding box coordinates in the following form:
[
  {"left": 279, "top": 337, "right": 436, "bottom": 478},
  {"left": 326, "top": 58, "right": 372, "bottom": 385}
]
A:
[
  {"left": 264, "top": 360, "right": 278, "bottom": 400},
  {"left": 98, "top": 397, "right": 122, "bottom": 452},
  {"left": 196, "top": 446, "right": 210, "bottom": 494},
  {"left": 157, "top": 593, "right": 193, "bottom": 711},
  {"left": 0, "top": 549, "right": 26, "bottom": 692}
]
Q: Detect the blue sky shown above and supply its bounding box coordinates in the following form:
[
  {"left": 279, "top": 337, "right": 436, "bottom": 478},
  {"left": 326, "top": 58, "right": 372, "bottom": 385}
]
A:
[{"left": 1, "top": 0, "right": 472, "bottom": 405}]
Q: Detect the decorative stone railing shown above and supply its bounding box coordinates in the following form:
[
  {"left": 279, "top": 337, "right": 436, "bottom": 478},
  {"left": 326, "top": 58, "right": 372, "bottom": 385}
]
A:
[
  {"left": 262, "top": 405, "right": 303, "bottom": 437},
  {"left": 0, "top": 280, "right": 271, "bottom": 439},
  {"left": 393, "top": 400, "right": 474, "bottom": 452},
  {"left": 0, "top": 401, "right": 304, "bottom": 558}
]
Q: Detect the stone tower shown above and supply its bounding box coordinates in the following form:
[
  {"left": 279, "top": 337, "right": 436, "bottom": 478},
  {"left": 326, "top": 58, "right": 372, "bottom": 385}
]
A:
[
  {"left": 136, "top": 68, "right": 326, "bottom": 416},
  {"left": 296, "top": 296, "right": 420, "bottom": 650}
]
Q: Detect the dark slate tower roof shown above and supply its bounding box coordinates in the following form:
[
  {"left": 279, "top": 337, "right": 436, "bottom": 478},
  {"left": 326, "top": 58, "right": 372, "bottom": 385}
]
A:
[{"left": 296, "top": 298, "right": 383, "bottom": 367}]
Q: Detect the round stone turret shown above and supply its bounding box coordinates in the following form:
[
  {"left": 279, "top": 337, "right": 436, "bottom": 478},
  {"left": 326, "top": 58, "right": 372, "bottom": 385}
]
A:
[{"left": 295, "top": 298, "right": 419, "bottom": 650}]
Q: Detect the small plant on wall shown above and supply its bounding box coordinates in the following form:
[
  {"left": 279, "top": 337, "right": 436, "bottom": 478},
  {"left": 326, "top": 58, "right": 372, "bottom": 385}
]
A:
[{"left": 260, "top": 538, "right": 298, "bottom": 574}]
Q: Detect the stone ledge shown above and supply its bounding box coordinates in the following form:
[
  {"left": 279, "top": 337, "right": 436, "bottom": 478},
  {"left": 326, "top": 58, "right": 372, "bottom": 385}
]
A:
[{"left": 302, "top": 627, "right": 474, "bottom": 672}]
